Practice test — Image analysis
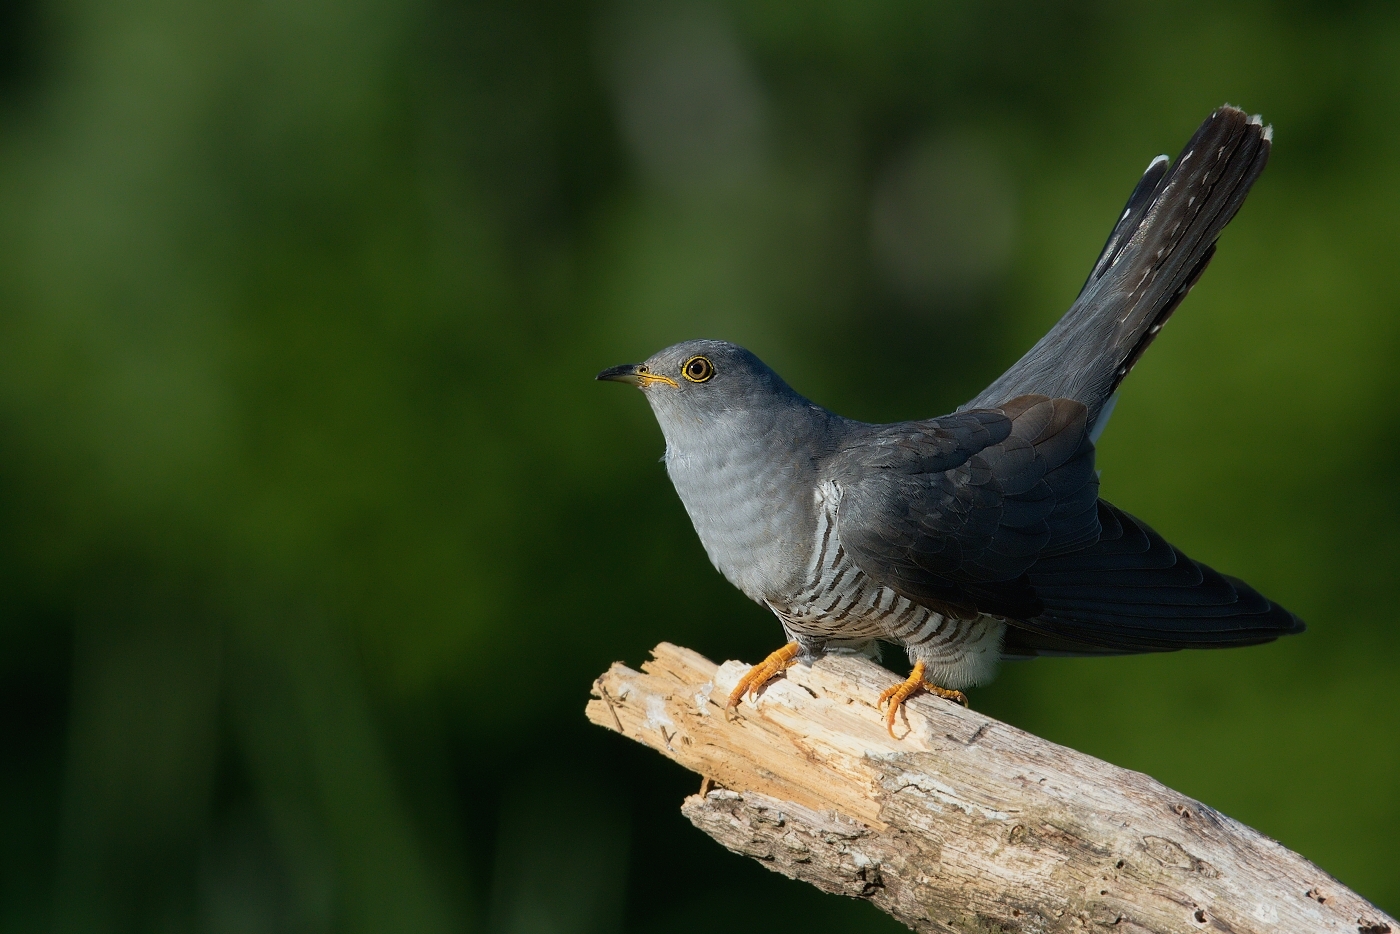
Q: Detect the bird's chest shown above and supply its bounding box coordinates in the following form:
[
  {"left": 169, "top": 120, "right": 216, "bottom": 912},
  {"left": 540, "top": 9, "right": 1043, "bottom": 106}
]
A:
[{"left": 662, "top": 433, "right": 816, "bottom": 603}]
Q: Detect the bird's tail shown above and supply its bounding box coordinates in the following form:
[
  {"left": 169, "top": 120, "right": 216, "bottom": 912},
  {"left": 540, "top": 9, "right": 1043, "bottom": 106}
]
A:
[{"left": 965, "top": 106, "right": 1271, "bottom": 430}]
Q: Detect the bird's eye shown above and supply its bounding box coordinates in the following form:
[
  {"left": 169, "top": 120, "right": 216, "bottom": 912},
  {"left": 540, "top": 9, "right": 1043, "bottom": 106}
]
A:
[{"left": 682, "top": 355, "right": 715, "bottom": 383}]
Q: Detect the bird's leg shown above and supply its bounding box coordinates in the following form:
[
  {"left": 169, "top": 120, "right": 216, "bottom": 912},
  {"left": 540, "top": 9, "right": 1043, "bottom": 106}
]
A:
[
  {"left": 725, "top": 641, "right": 800, "bottom": 714},
  {"left": 877, "top": 660, "right": 968, "bottom": 737}
]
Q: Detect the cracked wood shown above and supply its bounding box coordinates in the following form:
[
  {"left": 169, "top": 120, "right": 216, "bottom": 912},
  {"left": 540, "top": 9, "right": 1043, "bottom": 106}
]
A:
[{"left": 586, "top": 642, "right": 1394, "bottom": 934}]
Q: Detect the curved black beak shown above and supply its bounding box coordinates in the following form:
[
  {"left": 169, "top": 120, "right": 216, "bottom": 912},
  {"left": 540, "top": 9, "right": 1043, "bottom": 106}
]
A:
[
  {"left": 595, "top": 363, "right": 679, "bottom": 388},
  {"left": 596, "top": 363, "right": 644, "bottom": 384}
]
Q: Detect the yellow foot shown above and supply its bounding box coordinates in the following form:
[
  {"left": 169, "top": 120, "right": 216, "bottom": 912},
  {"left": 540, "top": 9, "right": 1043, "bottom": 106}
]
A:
[
  {"left": 726, "top": 641, "right": 800, "bottom": 715},
  {"left": 876, "top": 660, "right": 968, "bottom": 737}
]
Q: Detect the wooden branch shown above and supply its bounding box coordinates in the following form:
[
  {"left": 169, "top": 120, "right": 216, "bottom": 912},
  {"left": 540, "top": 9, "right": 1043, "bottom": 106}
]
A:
[{"left": 587, "top": 643, "right": 1394, "bottom": 934}]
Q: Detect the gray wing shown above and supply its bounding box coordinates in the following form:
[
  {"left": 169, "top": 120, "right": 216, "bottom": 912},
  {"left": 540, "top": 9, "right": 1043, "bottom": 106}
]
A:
[
  {"left": 1003, "top": 503, "right": 1304, "bottom": 656},
  {"left": 829, "top": 395, "right": 1305, "bottom": 653},
  {"left": 830, "top": 395, "right": 1099, "bottom": 621},
  {"left": 964, "top": 105, "right": 1271, "bottom": 429}
]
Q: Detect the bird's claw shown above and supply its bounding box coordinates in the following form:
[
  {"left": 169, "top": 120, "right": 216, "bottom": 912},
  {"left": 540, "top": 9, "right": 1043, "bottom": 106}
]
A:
[
  {"left": 878, "top": 660, "right": 967, "bottom": 737},
  {"left": 725, "top": 641, "right": 800, "bottom": 716}
]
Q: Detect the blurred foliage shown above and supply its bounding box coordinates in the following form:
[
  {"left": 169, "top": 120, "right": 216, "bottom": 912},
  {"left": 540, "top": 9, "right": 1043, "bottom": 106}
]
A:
[{"left": 0, "top": 0, "right": 1397, "bottom": 930}]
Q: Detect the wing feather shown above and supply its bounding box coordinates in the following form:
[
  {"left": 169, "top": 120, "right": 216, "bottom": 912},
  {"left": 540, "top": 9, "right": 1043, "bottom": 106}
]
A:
[
  {"left": 831, "top": 395, "right": 1099, "bottom": 620},
  {"left": 1003, "top": 505, "right": 1305, "bottom": 654}
]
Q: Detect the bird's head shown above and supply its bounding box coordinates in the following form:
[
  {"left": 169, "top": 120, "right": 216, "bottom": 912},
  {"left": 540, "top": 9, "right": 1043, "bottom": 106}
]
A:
[{"left": 596, "top": 339, "right": 804, "bottom": 435}]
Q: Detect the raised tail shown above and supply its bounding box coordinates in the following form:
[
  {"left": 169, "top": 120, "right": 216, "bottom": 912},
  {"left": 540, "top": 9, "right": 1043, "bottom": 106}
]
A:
[{"left": 965, "top": 106, "right": 1271, "bottom": 429}]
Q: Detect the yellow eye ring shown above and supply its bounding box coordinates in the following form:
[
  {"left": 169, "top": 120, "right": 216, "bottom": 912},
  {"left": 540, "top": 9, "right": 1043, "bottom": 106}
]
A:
[{"left": 682, "top": 355, "right": 715, "bottom": 383}]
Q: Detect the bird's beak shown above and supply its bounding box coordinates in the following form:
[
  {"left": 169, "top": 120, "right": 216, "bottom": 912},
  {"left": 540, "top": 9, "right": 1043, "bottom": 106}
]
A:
[{"left": 595, "top": 363, "right": 679, "bottom": 388}]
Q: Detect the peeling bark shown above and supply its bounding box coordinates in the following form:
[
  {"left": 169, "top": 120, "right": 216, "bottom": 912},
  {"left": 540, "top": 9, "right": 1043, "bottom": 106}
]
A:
[{"left": 587, "top": 643, "right": 1392, "bottom": 934}]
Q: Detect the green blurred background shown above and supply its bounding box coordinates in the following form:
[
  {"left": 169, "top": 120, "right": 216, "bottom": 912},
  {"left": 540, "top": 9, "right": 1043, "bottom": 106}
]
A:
[{"left": 1, "top": 0, "right": 1397, "bottom": 930}]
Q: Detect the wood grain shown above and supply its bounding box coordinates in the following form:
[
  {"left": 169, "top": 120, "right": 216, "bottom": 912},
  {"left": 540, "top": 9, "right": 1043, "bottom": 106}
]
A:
[{"left": 587, "top": 643, "right": 1393, "bottom": 934}]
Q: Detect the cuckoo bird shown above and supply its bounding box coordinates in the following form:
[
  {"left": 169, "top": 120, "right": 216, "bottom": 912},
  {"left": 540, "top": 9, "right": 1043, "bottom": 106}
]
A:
[{"left": 598, "top": 106, "right": 1303, "bottom": 735}]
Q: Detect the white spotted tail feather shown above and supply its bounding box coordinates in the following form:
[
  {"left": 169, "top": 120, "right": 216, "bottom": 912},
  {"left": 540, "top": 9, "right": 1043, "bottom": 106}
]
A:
[{"left": 963, "top": 105, "right": 1272, "bottom": 433}]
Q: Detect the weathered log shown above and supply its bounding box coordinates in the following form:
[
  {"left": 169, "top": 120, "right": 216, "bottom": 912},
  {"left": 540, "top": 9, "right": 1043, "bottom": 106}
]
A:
[{"left": 586, "top": 642, "right": 1393, "bottom": 934}]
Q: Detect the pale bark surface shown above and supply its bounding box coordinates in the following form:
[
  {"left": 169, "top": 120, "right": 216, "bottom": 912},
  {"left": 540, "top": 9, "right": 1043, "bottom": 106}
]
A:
[{"left": 586, "top": 642, "right": 1393, "bottom": 934}]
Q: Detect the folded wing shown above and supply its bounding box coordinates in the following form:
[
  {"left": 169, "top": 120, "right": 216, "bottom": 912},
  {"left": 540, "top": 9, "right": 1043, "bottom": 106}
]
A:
[
  {"left": 1002, "top": 503, "right": 1304, "bottom": 657},
  {"left": 830, "top": 395, "right": 1304, "bottom": 654},
  {"left": 831, "top": 395, "right": 1099, "bottom": 621}
]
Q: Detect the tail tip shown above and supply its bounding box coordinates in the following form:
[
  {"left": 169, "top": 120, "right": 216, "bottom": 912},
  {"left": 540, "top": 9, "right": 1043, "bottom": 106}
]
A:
[
  {"left": 1219, "top": 103, "right": 1273, "bottom": 142},
  {"left": 1244, "top": 110, "right": 1274, "bottom": 142}
]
